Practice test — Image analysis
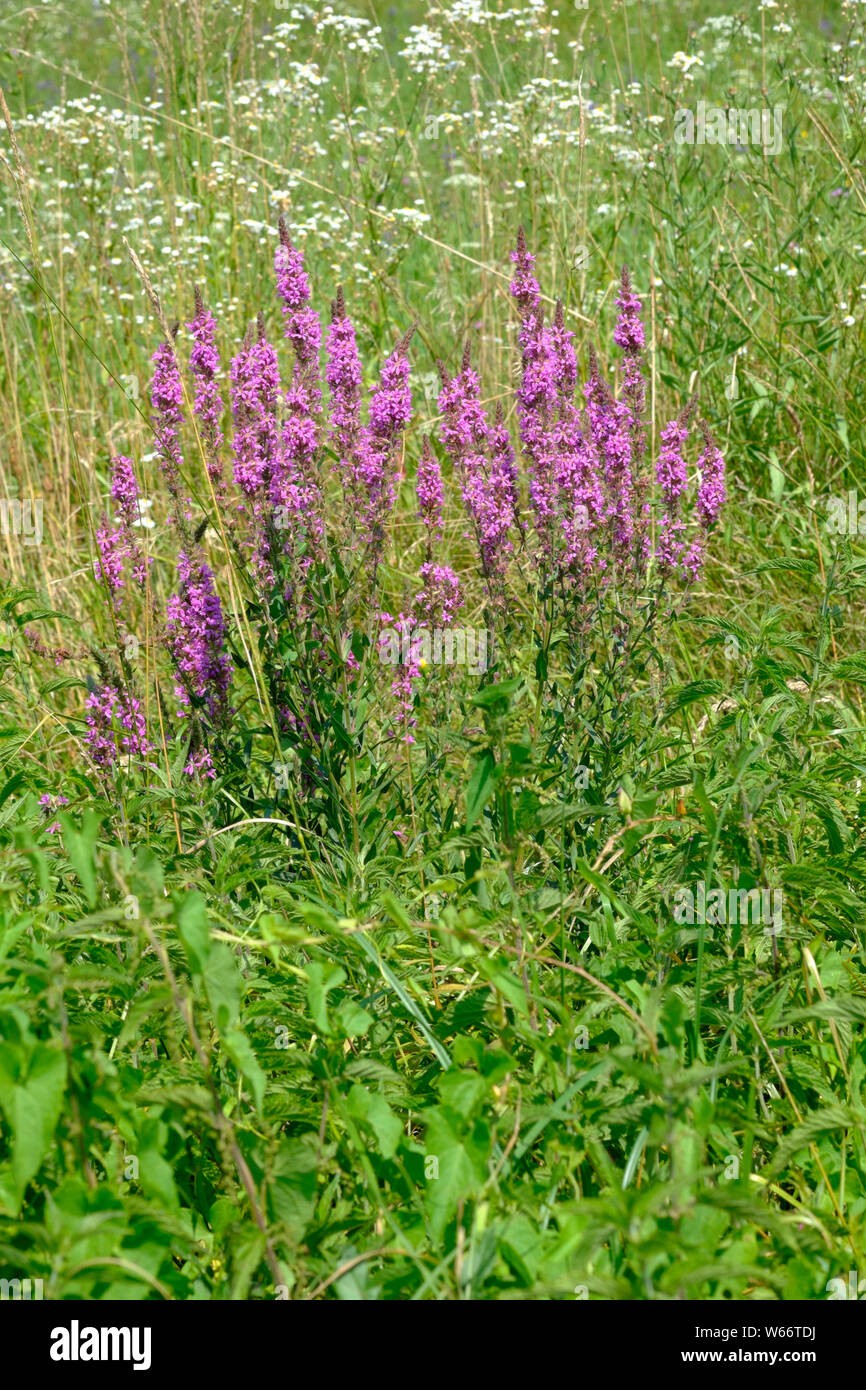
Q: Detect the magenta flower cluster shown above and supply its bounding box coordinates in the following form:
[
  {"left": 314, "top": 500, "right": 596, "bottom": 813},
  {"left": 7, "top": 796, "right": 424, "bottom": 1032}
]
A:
[
  {"left": 95, "top": 455, "right": 149, "bottom": 607},
  {"left": 85, "top": 685, "right": 150, "bottom": 771},
  {"left": 440, "top": 226, "right": 726, "bottom": 592},
  {"left": 166, "top": 549, "right": 232, "bottom": 728},
  {"left": 62, "top": 222, "right": 726, "bottom": 783}
]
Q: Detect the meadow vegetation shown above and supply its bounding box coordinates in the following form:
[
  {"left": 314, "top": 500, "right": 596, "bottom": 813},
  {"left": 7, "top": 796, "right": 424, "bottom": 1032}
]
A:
[{"left": 0, "top": 0, "right": 865, "bottom": 1300}]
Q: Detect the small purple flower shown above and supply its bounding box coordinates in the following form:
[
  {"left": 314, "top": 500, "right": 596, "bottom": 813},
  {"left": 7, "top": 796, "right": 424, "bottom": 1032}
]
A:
[
  {"left": 39, "top": 791, "right": 69, "bottom": 831},
  {"left": 184, "top": 746, "right": 216, "bottom": 779}
]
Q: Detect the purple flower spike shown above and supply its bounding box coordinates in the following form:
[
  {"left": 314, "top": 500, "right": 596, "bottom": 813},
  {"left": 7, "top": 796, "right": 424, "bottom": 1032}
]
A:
[
  {"left": 657, "top": 410, "right": 691, "bottom": 507},
  {"left": 95, "top": 519, "right": 126, "bottom": 607},
  {"left": 230, "top": 320, "right": 281, "bottom": 499},
  {"left": 613, "top": 266, "right": 645, "bottom": 355},
  {"left": 96, "top": 455, "right": 149, "bottom": 602},
  {"left": 276, "top": 218, "right": 322, "bottom": 375},
  {"left": 150, "top": 338, "right": 189, "bottom": 514},
  {"left": 490, "top": 404, "right": 522, "bottom": 532},
  {"left": 416, "top": 563, "right": 463, "bottom": 627},
  {"left": 509, "top": 243, "right": 559, "bottom": 561},
  {"left": 584, "top": 362, "right": 634, "bottom": 557},
  {"left": 326, "top": 286, "right": 363, "bottom": 484},
  {"left": 85, "top": 684, "right": 150, "bottom": 772},
  {"left": 417, "top": 437, "right": 444, "bottom": 544},
  {"left": 188, "top": 287, "right": 226, "bottom": 497},
  {"left": 110, "top": 455, "right": 142, "bottom": 530},
  {"left": 510, "top": 225, "right": 542, "bottom": 316},
  {"left": 654, "top": 408, "right": 693, "bottom": 575},
  {"left": 166, "top": 550, "right": 232, "bottom": 727},
  {"left": 437, "top": 345, "right": 514, "bottom": 601},
  {"left": 696, "top": 419, "right": 726, "bottom": 529},
  {"left": 356, "top": 325, "right": 415, "bottom": 570}
]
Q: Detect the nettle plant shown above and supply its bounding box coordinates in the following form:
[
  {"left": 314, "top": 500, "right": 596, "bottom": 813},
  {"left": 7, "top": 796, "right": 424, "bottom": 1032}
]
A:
[{"left": 27, "top": 223, "right": 724, "bottom": 831}]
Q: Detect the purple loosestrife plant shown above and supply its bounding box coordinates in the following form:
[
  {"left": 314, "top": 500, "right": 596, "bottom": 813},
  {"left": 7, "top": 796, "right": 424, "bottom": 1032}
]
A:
[
  {"left": 654, "top": 405, "right": 694, "bottom": 575},
  {"left": 188, "top": 288, "right": 226, "bottom": 499},
  {"left": 685, "top": 418, "right": 727, "bottom": 580},
  {"left": 95, "top": 456, "right": 149, "bottom": 607},
  {"left": 326, "top": 286, "right": 363, "bottom": 500},
  {"left": 509, "top": 232, "right": 561, "bottom": 561},
  {"left": 437, "top": 345, "right": 514, "bottom": 608},
  {"left": 229, "top": 317, "right": 282, "bottom": 590},
  {"left": 356, "top": 326, "right": 414, "bottom": 576},
  {"left": 85, "top": 684, "right": 150, "bottom": 773},
  {"left": 151, "top": 337, "right": 191, "bottom": 520},
  {"left": 696, "top": 418, "right": 727, "bottom": 530},
  {"left": 416, "top": 438, "right": 444, "bottom": 554},
  {"left": 275, "top": 222, "right": 324, "bottom": 564},
  {"left": 166, "top": 548, "right": 232, "bottom": 730},
  {"left": 33, "top": 221, "right": 726, "bottom": 812}
]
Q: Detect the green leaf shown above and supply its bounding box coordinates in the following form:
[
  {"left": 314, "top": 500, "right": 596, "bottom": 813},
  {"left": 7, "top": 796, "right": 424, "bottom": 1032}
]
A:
[
  {"left": 175, "top": 890, "right": 211, "bottom": 974},
  {"left": 223, "top": 1028, "right": 266, "bottom": 1113},
  {"left": 57, "top": 809, "right": 102, "bottom": 908},
  {"left": 663, "top": 680, "right": 725, "bottom": 719},
  {"left": 422, "top": 1107, "right": 490, "bottom": 1240},
  {"left": 470, "top": 677, "right": 522, "bottom": 710},
  {"left": 0, "top": 1042, "right": 67, "bottom": 1207},
  {"left": 346, "top": 1084, "right": 401, "bottom": 1158},
  {"left": 269, "top": 1135, "right": 319, "bottom": 1244},
  {"left": 465, "top": 751, "right": 496, "bottom": 830},
  {"left": 305, "top": 961, "right": 346, "bottom": 1036},
  {"left": 137, "top": 1117, "right": 179, "bottom": 1210},
  {"left": 203, "top": 944, "right": 241, "bottom": 1031}
]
